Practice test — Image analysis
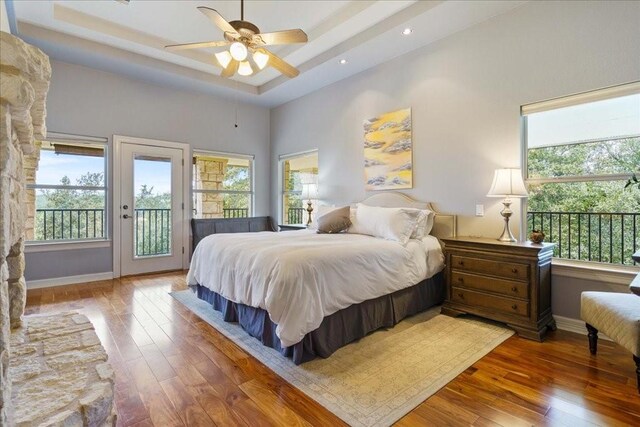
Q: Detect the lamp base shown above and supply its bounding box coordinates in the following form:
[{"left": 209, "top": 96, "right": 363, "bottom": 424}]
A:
[
  {"left": 306, "top": 200, "right": 313, "bottom": 227},
  {"left": 497, "top": 198, "right": 517, "bottom": 243}
]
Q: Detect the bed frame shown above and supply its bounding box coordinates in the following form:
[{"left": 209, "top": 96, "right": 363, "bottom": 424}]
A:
[{"left": 189, "top": 192, "right": 457, "bottom": 364}]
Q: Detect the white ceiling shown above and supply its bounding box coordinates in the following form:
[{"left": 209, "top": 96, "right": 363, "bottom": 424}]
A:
[{"left": 12, "top": 0, "right": 526, "bottom": 107}]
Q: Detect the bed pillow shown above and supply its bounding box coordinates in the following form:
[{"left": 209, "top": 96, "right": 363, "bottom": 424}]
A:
[
  {"left": 411, "top": 209, "right": 435, "bottom": 239},
  {"left": 348, "top": 203, "right": 422, "bottom": 245},
  {"left": 316, "top": 206, "right": 352, "bottom": 234}
]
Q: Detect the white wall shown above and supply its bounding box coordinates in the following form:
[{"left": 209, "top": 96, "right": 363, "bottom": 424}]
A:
[
  {"left": 25, "top": 60, "right": 270, "bottom": 281},
  {"left": 270, "top": 1, "right": 640, "bottom": 318}
]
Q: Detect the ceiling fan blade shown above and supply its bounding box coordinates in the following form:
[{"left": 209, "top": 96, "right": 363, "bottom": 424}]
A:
[
  {"left": 221, "top": 59, "right": 239, "bottom": 78},
  {"left": 261, "top": 49, "right": 299, "bottom": 78},
  {"left": 255, "top": 29, "right": 308, "bottom": 46},
  {"left": 197, "top": 6, "right": 239, "bottom": 38},
  {"left": 165, "top": 41, "right": 230, "bottom": 51}
]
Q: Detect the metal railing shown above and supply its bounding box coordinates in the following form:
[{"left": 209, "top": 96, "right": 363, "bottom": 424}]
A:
[
  {"left": 528, "top": 211, "right": 640, "bottom": 265},
  {"left": 223, "top": 208, "right": 249, "bottom": 218},
  {"left": 35, "top": 208, "right": 105, "bottom": 240},
  {"left": 134, "top": 208, "right": 171, "bottom": 257},
  {"left": 287, "top": 207, "right": 305, "bottom": 224}
]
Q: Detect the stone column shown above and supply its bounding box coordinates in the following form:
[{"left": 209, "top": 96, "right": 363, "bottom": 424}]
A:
[
  {"left": 0, "top": 31, "right": 51, "bottom": 426},
  {"left": 194, "top": 156, "right": 227, "bottom": 218}
]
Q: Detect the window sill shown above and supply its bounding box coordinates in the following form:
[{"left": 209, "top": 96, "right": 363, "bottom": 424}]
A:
[
  {"left": 551, "top": 258, "right": 639, "bottom": 286},
  {"left": 25, "top": 239, "right": 111, "bottom": 253}
]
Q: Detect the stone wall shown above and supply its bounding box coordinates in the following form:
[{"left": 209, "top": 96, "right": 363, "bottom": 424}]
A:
[
  {"left": 0, "top": 31, "right": 51, "bottom": 426},
  {"left": 23, "top": 141, "right": 40, "bottom": 241},
  {"left": 194, "top": 156, "right": 227, "bottom": 218}
]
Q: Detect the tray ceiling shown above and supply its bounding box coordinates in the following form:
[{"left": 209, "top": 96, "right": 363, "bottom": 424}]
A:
[{"left": 12, "top": 1, "right": 526, "bottom": 107}]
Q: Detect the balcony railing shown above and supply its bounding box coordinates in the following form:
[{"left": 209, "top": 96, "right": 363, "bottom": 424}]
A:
[
  {"left": 527, "top": 211, "right": 640, "bottom": 265},
  {"left": 134, "top": 208, "right": 171, "bottom": 257},
  {"left": 223, "top": 208, "right": 249, "bottom": 218},
  {"left": 35, "top": 208, "right": 105, "bottom": 240},
  {"left": 287, "top": 207, "right": 305, "bottom": 224},
  {"left": 35, "top": 208, "right": 172, "bottom": 258}
]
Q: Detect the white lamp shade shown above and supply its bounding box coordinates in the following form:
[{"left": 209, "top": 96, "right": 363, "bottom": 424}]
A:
[
  {"left": 229, "top": 42, "right": 248, "bottom": 61},
  {"left": 302, "top": 183, "right": 318, "bottom": 199},
  {"left": 237, "top": 61, "right": 253, "bottom": 76},
  {"left": 487, "top": 168, "right": 528, "bottom": 197},
  {"left": 252, "top": 50, "right": 269, "bottom": 70},
  {"left": 215, "top": 51, "right": 232, "bottom": 68}
]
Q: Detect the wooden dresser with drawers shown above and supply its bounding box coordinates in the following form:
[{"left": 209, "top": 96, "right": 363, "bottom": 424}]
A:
[{"left": 441, "top": 236, "right": 556, "bottom": 341}]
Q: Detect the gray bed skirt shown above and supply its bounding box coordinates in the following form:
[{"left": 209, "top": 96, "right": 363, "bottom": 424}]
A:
[{"left": 190, "top": 271, "right": 445, "bottom": 365}]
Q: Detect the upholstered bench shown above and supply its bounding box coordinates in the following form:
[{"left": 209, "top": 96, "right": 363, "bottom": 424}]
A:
[{"left": 581, "top": 289, "right": 640, "bottom": 393}]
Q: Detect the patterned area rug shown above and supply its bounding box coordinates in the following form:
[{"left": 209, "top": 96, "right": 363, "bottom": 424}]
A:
[{"left": 171, "top": 290, "right": 513, "bottom": 427}]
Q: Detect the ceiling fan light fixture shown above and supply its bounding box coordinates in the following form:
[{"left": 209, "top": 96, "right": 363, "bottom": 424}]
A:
[
  {"left": 230, "top": 42, "right": 248, "bottom": 61},
  {"left": 215, "top": 51, "right": 232, "bottom": 68},
  {"left": 238, "top": 61, "right": 253, "bottom": 76},
  {"left": 252, "top": 50, "right": 269, "bottom": 70}
]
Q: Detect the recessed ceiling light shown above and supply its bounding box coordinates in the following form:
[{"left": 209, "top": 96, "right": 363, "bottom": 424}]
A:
[
  {"left": 339, "top": 59, "right": 348, "bottom": 65},
  {"left": 402, "top": 27, "right": 413, "bottom": 36}
]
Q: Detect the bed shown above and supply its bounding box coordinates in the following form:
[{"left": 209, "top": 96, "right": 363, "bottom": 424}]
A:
[{"left": 187, "top": 193, "right": 457, "bottom": 364}]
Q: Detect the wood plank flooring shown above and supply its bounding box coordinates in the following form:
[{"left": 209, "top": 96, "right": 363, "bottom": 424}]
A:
[{"left": 25, "top": 272, "right": 640, "bottom": 426}]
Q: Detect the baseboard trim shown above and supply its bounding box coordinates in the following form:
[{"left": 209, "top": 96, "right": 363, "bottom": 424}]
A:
[
  {"left": 554, "top": 315, "right": 611, "bottom": 341},
  {"left": 26, "top": 272, "right": 114, "bottom": 289}
]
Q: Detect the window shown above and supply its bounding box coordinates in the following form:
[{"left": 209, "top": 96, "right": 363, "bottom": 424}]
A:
[
  {"left": 523, "top": 83, "right": 640, "bottom": 266},
  {"left": 26, "top": 134, "right": 108, "bottom": 243},
  {"left": 192, "top": 151, "right": 254, "bottom": 219},
  {"left": 280, "top": 150, "right": 318, "bottom": 225}
]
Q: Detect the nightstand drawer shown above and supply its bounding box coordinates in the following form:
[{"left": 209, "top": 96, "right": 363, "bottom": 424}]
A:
[
  {"left": 452, "top": 287, "right": 529, "bottom": 317},
  {"left": 451, "top": 271, "right": 529, "bottom": 299},
  {"left": 451, "top": 255, "right": 529, "bottom": 280}
]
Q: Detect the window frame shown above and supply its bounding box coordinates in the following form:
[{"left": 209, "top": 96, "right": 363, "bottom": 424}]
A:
[
  {"left": 25, "top": 132, "right": 109, "bottom": 247},
  {"left": 520, "top": 82, "right": 640, "bottom": 268},
  {"left": 279, "top": 149, "right": 318, "bottom": 225},
  {"left": 191, "top": 149, "right": 255, "bottom": 219}
]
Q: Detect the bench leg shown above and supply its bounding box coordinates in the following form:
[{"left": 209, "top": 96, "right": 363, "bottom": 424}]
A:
[
  {"left": 586, "top": 323, "right": 598, "bottom": 355},
  {"left": 634, "top": 355, "right": 640, "bottom": 394}
]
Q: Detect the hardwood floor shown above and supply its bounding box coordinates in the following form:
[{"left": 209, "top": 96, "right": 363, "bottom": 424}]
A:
[{"left": 25, "top": 272, "right": 640, "bottom": 426}]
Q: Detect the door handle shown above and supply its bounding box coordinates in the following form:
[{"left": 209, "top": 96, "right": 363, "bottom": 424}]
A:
[{"left": 122, "top": 214, "right": 131, "bottom": 219}]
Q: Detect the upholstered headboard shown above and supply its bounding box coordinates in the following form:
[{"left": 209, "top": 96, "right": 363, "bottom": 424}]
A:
[{"left": 358, "top": 192, "right": 457, "bottom": 239}]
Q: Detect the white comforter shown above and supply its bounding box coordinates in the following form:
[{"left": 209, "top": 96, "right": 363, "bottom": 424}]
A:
[{"left": 186, "top": 230, "right": 444, "bottom": 347}]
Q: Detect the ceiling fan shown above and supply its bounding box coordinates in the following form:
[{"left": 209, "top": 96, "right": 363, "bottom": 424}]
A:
[{"left": 165, "top": 0, "right": 308, "bottom": 78}]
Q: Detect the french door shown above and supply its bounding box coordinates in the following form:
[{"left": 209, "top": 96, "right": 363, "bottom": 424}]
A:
[{"left": 118, "top": 141, "right": 185, "bottom": 276}]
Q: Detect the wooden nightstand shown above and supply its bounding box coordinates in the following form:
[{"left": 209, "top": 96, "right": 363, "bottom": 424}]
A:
[
  {"left": 441, "top": 236, "right": 555, "bottom": 341},
  {"left": 278, "top": 224, "right": 307, "bottom": 231}
]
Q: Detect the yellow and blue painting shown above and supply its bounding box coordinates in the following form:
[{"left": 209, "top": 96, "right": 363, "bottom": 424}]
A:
[{"left": 364, "top": 108, "right": 412, "bottom": 191}]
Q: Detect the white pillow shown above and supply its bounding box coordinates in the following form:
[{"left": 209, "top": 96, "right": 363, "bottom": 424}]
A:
[
  {"left": 348, "top": 203, "right": 422, "bottom": 245},
  {"left": 411, "top": 209, "right": 435, "bottom": 239}
]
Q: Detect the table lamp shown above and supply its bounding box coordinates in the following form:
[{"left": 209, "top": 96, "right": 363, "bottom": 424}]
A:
[
  {"left": 302, "top": 183, "right": 318, "bottom": 227},
  {"left": 487, "top": 168, "right": 528, "bottom": 242}
]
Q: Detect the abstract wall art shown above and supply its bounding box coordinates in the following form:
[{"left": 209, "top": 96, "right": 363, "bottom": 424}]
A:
[{"left": 363, "top": 108, "right": 412, "bottom": 190}]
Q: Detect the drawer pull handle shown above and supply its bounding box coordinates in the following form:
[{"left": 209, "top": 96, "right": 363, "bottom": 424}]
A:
[
  {"left": 457, "top": 277, "right": 464, "bottom": 283},
  {"left": 511, "top": 286, "right": 518, "bottom": 292},
  {"left": 458, "top": 293, "right": 464, "bottom": 299},
  {"left": 511, "top": 304, "right": 518, "bottom": 310},
  {"left": 511, "top": 268, "right": 518, "bottom": 273},
  {"left": 458, "top": 261, "right": 465, "bottom": 266}
]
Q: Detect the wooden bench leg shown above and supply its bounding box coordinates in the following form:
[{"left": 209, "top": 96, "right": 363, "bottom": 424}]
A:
[
  {"left": 586, "top": 323, "right": 598, "bottom": 355},
  {"left": 634, "top": 355, "right": 640, "bottom": 394}
]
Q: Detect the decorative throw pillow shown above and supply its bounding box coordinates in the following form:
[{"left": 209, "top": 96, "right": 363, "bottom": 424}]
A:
[{"left": 316, "top": 206, "right": 352, "bottom": 234}]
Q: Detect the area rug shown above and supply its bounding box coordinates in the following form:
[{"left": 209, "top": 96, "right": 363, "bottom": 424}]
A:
[{"left": 171, "top": 290, "right": 513, "bottom": 427}]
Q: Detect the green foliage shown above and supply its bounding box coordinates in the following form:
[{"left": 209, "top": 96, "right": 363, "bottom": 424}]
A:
[
  {"left": 527, "top": 136, "right": 640, "bottom": 265},
  {"left": 626, "top": 173, "right": 640, "bottom": 190},
  {"left": 221, "top": 165, "right": 251, "bottom": 213}
]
